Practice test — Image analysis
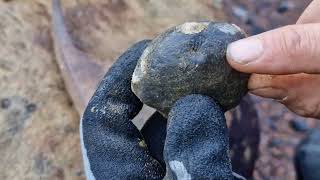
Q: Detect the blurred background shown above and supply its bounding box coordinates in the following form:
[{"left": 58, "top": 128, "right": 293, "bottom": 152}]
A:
[{"left": 0, "top": 0, "right": 317, "bottom": 179}]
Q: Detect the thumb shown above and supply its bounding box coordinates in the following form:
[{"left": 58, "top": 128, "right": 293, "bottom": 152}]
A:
[{"left": 227, "top": 23, "right": 320, "bottom": 74}]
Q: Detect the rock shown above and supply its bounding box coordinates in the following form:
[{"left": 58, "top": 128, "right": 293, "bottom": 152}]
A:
[
  {"left": 229, "top": 95, "right": 260, "bottom": 179},
  {"left": 295, "top": 129, "right": 320, "bottom": 180},
  {"left": 267, "top": 117, "right": 278, "bottom": 131},
  {"left": 232, "top": 6, "right": 249, "bottom": 23},
  {"left": 268, "top": 139, "right": 285, "bottom": 148},
  {"left": 277, "top": 0, "right": 294, "bottom": 14},
  {"left": 131, "top": 22, "right": 249, "bottom": 116},
  {"left": 250, "top": 24, "right": 266, "bottom": 35},
  {"left": 289, "top": 119, "right": 310, "bottom": 133},
  {"left": 0, "top": 98, "right": 11, "bottom": 109}
]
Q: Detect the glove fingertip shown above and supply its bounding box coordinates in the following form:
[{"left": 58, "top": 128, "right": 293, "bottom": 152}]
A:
[{"left": 165, "top": 94, "right": 233, "bottom": 179}]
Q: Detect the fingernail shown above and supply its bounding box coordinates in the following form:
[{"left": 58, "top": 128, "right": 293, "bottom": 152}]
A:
[{"left": 227, "top": 38, "right": 264, "bottom": 64}]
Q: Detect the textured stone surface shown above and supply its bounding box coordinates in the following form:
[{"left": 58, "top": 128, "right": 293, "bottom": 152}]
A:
[{"left": 132, "top": 22, "right": 249, "bottom": 116}]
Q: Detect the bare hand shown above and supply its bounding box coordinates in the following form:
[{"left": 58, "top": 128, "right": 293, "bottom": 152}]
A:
[{"left": 227, "top": 0, "right": 320, "bottom": 118}]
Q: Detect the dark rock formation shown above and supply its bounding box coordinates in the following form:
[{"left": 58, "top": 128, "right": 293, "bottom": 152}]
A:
[
  {"left": 289, "top": 119, "right": 310, "bottom": 132},
  {"left": 131, "top": 22, "right": 249, "bottom": 116},
  {"left": 295, "top": 128, "right": 320, "bottom": 180},
  {"left": 229, "top": 95, "right": 260, "bottom": 179}
]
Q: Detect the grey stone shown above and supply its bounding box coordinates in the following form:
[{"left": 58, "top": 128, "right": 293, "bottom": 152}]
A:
[
  {"left": 289, "top": 119, "right": 310, "bottom": 133},
  {"left": 131, "top": 22, "right": 249, "bottom": 116},
  {"left": 295, "top": 129, "right": 320, "bottom": 180}
]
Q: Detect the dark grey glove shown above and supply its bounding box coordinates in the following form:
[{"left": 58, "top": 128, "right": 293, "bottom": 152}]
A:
[
  {"left": 81, "top": 40, "right": 164, "bottom": 180},
  {"left": 80, "top": 40, "right": 245, "bottom": 180},
  {"left": 164, "top": 95, "right": 233, "bottom": 179}
]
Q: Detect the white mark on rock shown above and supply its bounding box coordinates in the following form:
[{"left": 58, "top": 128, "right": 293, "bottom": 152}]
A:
[
  {"left": 131, "top": 70, "right": 141, "bottom": 84},
  {"left": 177, "top": 22, "right": 209, "bottom": 35},
  {"left": 139, "top": 46, "right": 151, "bottom": 75},
  {"left": 131, "top": 73, "right": 138, "bottom": 83},
  {"left": 232, "top": 24, "right": 247, "bottom": 36},
  {"left": 132, "top": 46, "right": 151, "bottom": 84},
  {"left": 169, "top": 161, "right": 191, "bottom": 180},
  {"left": 216, "top": 23, "right": 243, "bottom": 35}
]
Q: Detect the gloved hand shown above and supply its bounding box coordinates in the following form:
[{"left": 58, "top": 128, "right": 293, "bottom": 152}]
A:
[{"left": 80, "top": 40, "right": 245, "bottom": 180}]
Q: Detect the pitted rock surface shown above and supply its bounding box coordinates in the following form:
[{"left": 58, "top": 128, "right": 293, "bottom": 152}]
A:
[{"left": 132, "top": 22, "right": 249, "bottom": 116}]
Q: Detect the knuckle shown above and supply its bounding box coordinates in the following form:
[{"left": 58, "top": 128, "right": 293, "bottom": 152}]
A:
[
  {"left": 298, "top": 103, "right": 319, "bottom": 118},
  {"left": 279, "top": 25, "right": 320, "bottom": 63},
  {"left": 314, "top": 102, "right": 320, "bottom": 118},
  {"left": 279, "top": 26, "right": 305, "bottom": 59},
  {"left": 284, "top": 96, "right": 319, "bottom": 118}
]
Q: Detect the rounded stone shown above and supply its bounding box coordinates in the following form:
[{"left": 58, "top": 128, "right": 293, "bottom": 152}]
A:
[{"left": 131, "top": 22, "right": 249, "bottom": 116}]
